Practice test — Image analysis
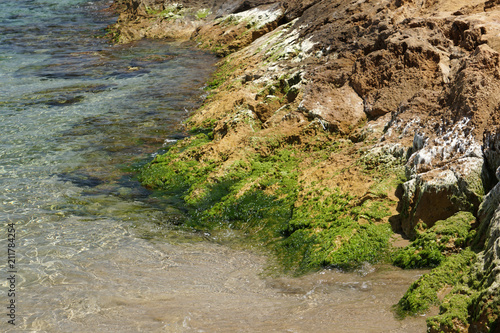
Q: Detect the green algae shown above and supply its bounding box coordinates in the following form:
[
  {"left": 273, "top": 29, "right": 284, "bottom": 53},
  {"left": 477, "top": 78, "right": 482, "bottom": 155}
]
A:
[
  {"left": 139, "top": 131, "right": 399, "bottom": 274},
  {"left": 395, "top": 248, "right": 477, "bottom": 316},
  {"left": 428, "top": 289, "right": 475, "bottom": 332},
  {"left": 140, "top": 133, "right": 214, "bottom": 192},
  {"left": 195, "top": 9, "right": 211, "bottom": 20},
  {"left": 391, "top": 212, "right": 499, "bottom": 331},
  {"left": 424, "top": 249, "right": 499, "bottom": 333},
  {"left": 393, "top": 212, "right": 476, "bottom": 269},
  {"left": 425, "top": 255, "right": 500, "bottom": 332},
  {"left": 205, "top": 59, "right": 242, "bottom": 90},
  {"left": 281, "top": 187, "right": 393, "bottom": 273},
  {"left": 141, "top": 137, "right": 299, "bottom": 234},
  {"left": 187, "top": 148, "right": 299, "bottom": 235}
]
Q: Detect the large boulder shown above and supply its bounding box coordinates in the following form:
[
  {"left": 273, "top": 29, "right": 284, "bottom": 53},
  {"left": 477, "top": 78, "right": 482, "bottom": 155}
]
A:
[{"left": 398, "top": 120, "right": 485, "bottom": 237}]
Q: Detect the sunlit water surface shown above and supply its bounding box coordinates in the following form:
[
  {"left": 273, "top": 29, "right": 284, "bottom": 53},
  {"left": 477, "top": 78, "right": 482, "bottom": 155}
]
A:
[{"left": 0, "top": 0, "right": 428, "bottom": 332}]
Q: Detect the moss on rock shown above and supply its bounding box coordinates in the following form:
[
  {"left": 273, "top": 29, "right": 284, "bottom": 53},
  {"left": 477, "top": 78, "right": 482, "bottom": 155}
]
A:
[
  {"left": 395, "top": 248, "right": 477, "bottom": 316},
  {"left": 426, "top": 248, "right": 500, "bottom": 333},
  {"left": 394, "top": 207, "right": 500, "bottom": 332},
  {"left": 393, "top": 212, "right": 476, "bottom": 269},
  {"left": 281, "top": 186, "right": 393, "bottom": 273},
  {"left": 139, "top": 125, "right": 401, "bottom": 274}
]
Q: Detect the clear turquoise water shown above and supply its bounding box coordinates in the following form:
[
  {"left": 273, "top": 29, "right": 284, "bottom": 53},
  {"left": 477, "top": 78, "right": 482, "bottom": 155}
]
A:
[{"left": 0, "top": 1, "right": 221, "bottom": 330}]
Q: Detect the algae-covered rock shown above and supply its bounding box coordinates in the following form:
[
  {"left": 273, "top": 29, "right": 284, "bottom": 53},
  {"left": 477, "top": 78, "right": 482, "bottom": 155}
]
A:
[
  {"left": 393, "top": 114, "right": 487, "bottom": 237},
  {"left": 359, "top": 143, "right": 407, "bottom": 173},
  {"left": 447, "top": 189, "right": 500, "bottom": 332},
  {"left": 140, "top": 128, "right": 399, "bottom": 274},
  {"left": 400, "top": 167, "right": 478, "bottom": 238},
  {"left": 426, "top": 246, "right": 499, "bottom": 333},
  {"left": 484, "top": 130, "right": 500, "bottom": 175},
  {"left": 393, "top": 211, "right": 475, "bottom": 269},
  {"left": 407, "top": 177, "right": 500, "bottom": 332},
  {"left": 400, "top": 145, "right": 484, "bottom": 237},
  {"left": 396, "top": 248, "right": 476, "bottom": 317}
]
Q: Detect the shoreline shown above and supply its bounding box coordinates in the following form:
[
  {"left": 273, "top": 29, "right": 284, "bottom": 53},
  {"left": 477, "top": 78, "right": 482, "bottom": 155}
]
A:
[{"left": 110, "top": 0, "right": 500, "bottom": 331}]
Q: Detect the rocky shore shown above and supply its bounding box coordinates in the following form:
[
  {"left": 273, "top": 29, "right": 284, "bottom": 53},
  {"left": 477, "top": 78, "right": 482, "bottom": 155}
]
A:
[{"left": 110, "top": 0, "right": 500, "bottom": 331}]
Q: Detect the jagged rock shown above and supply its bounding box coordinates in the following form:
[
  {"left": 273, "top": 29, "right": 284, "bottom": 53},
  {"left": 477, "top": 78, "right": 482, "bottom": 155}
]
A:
[
  {"left": 350, "top": 19, "right": 445, "bottom": 117},
  {"left": 396, "top": 114, "right": 486, "bottom": 237},
  {"left": 400, "top": 155, "right": 484, "bottom": 237},
  {"left": 484, "top": 204, "right": 500, "bottom": 262},
  {"left": 463, "top": 185, "right": 500, "bottom": 332},
  {"left": 484, "top": 130, "right": 500, "bottom": 176},
  {"left": 478, "top": 182, "right": 500, "bottom": 244},
  {"left": 405, "top": 118, "right": 482, "bottom": 175},
  {"left": 401, "top": 169, "right": 457, "bottom": 236},
  {"left": 360, "top": 143, "right": 407, "bottom": 171},
  {"left": 447, "top": 44, "right": 500, "bottom": 134}
]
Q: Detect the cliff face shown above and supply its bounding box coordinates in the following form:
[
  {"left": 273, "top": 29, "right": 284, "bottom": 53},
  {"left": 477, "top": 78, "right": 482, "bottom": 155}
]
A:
[{"left": 111, "top": 0, "right": 500, "bottom": 331}]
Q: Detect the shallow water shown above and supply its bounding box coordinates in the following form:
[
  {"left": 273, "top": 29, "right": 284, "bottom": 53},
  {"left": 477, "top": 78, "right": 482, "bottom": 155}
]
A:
[{"left": 0, "top": 1, "right": 428, "bottom": 332}]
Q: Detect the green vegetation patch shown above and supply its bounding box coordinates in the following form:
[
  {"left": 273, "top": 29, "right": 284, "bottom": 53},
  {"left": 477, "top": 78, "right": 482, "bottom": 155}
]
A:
[
  {"left": 141, "top": 134, "right": 300, "bottom": 233},
  {"left": 425, "top": 254, "right": 500, "bottom": 332},
  {"left": 280, "top": 187, "right": 393, "bottom": 273},
  {"left": 140, "top": 129, "right": 400, "bottom": 274},
  {"left": 140, "top": 133, "right": 213, "bottom": 193},
  {"left": 195, "top": 8, "right": 211, "bottom": 20},
  {"left": 393, "top": 212, "right": 476, "bottom": 269},
  {"left": 393, "top": 208, "right": 498, "bottom": 331},
  {"left": 395, "top": 248, "right": 476, "bottom": 316},
  {"left": 205, "top": 59, "right": 242, "bottom": 91},
  {"left": 145, "top": 4, "right": 186, "bottom": 20},
  {"left": 427, "top": 288, "right": 475, "bottom": 332},
  {"left": 187, "top": 147, "right": 300, "bottom": 235}
]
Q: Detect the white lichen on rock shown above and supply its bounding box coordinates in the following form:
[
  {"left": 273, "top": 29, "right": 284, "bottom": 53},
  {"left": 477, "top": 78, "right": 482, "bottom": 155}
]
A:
[
  {"left": 221, "top": 6, "right": 282, "bottom": 30},
  {"left": 406, "top": 118, "right": 482, "bottom": 176}
]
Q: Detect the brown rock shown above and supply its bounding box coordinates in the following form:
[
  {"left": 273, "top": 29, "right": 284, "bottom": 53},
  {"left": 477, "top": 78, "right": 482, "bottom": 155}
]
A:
[
  {"left": 447, "top": 44, "right": 500, "bottom": 138},
  {"left": 299, "top": 83, "right": 365, "bottom": 134}
]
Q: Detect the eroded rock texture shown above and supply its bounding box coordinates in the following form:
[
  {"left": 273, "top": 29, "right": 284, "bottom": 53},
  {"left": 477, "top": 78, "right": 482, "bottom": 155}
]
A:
[{"left": 112, "top": 0, "right": 500, "bottom": 330}]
